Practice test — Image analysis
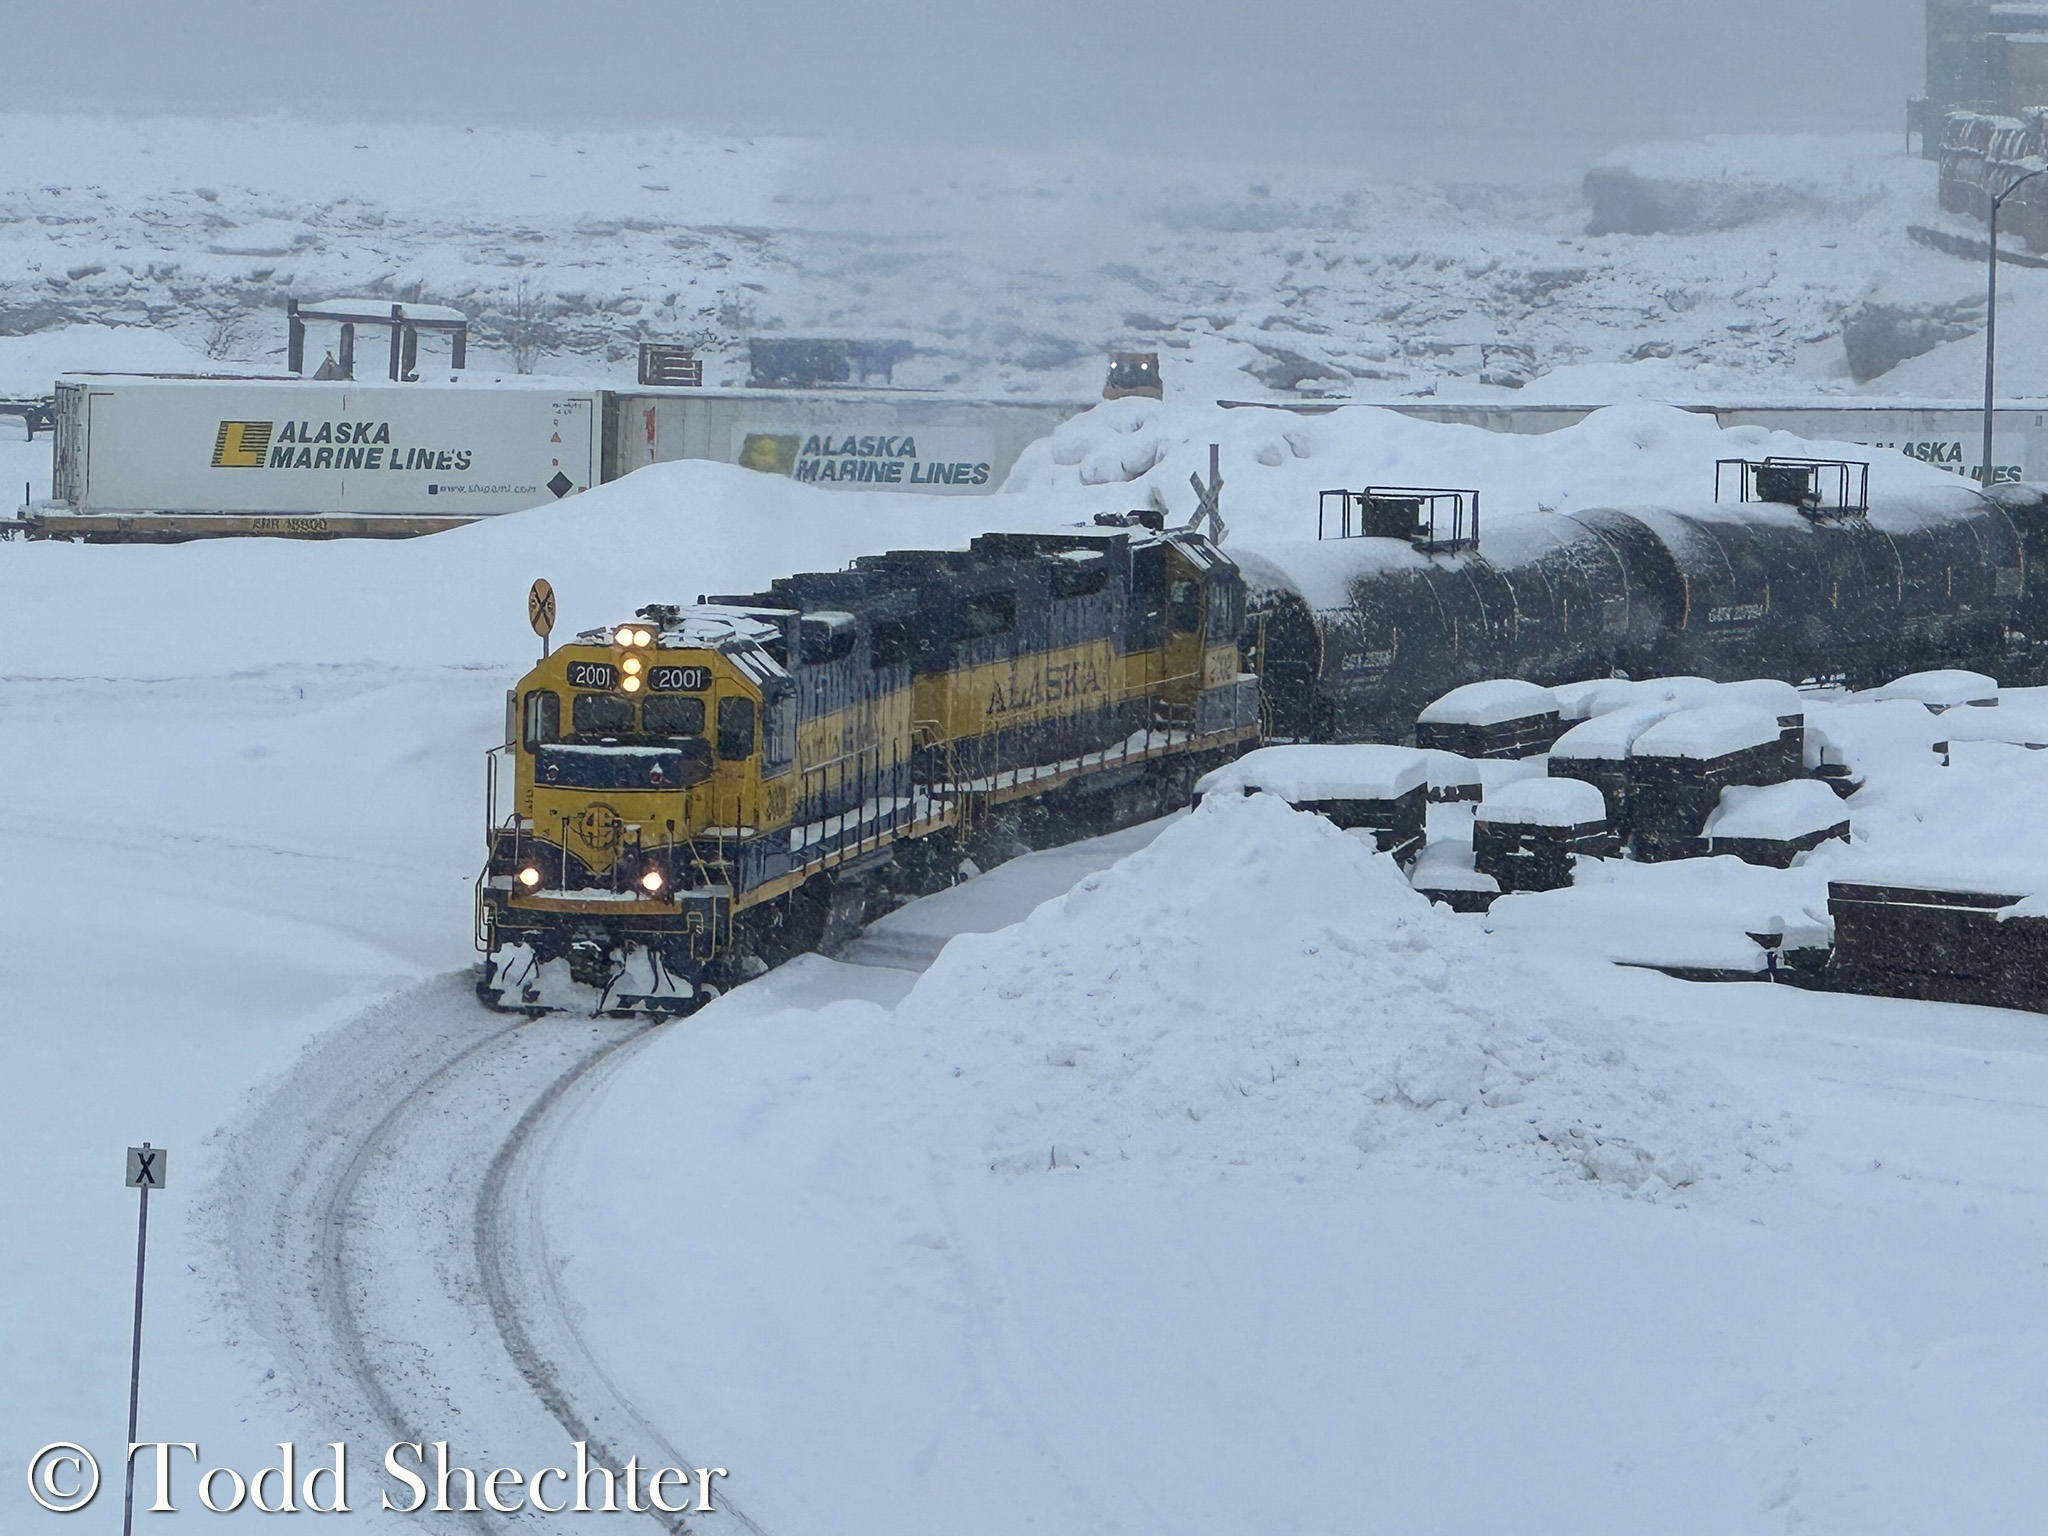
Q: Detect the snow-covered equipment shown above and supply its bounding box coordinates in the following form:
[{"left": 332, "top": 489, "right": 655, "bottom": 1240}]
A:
[
  {"left": 1414, "top": 679, "right": 1560, "bottom": 760},
  {"left": 1196, "top": 744, "right": 1429, "bottom": 864},
  {"left": 1103, "top": 351, "right": 1162, "bottom": 401},
  {"left": 1702, "top": 781, "right": 1852, "bottom": 868},
  {"left": 1472, "top": 776, "right": 1614, "bottom": 894},
  {"left": 1827, "top": 880, "right": 2048, "bottom": 1014},
  {"left": 1317, "top": 485, "right": 1479, "bottom": 555},
  {"left": 478, "top": 526, "right": 1261, "bottom": 1015},
  {"left": 1713, "top": 456, "right": 1870, "bottom": 522},
  {"left": 1626, "top": 705, "right": 1796, "bottom": 862}
]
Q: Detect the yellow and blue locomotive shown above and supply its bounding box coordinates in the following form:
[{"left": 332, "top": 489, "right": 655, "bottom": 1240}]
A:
[{"left": 478, "top": 523, "right": 1259, "bottom": 1012}]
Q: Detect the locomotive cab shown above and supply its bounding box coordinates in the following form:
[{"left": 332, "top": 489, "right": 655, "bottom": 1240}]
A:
[{"left": 484, "top": 607, "right": 795, "bottom": 933}]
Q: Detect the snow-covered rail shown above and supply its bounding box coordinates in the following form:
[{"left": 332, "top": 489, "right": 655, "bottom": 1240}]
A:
[{"left": 215, "top": 978, "right": 764, "bottom": 1534}]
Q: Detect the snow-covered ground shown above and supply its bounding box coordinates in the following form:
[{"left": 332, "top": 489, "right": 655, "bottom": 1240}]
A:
[
  {"left": 2, "top": 116, "right": 2042, "bottom": 404},
  {"left": 12, "top": 114, "right": 2048, "bottom": 1534},
  {"left": 8, "top": 422, "right": 2048, "bottom": 1529}
]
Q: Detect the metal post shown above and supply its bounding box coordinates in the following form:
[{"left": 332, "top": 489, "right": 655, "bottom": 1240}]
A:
[
  {"left": 287, "top": 301, "right": 305, "bottom": 375},
  {"left": 1984, "top": 167, "right": 2048, "bottom": 489},
  {"left": 119, "top": 1145, "right": 159, "bottom": 1536},
  {"left": 1985, "top": 195, "right": 2002, "bottom": 489}
]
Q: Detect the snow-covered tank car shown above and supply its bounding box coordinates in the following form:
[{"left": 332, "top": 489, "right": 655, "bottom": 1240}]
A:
[{"left": 1242, "top": 482, "right": 2046, "bottom": 744}]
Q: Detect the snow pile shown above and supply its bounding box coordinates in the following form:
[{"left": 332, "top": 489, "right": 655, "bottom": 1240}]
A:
[
  {"left": 857, "top": 793, "right": 1751, "bottom": 1193},
  {"left": 1195, "top": 742, "right": 1428, "bottom": 803},
  {"left": 1006, "top": 398, "right": 1977, "bottom": 548}
]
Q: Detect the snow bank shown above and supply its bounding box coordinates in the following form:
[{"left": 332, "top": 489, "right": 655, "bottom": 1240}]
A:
[
  {"left": 1196, "top": 743, "right": 1428, "bottom": 803},
  {"left": 1005, "top": 399, "right": 1977, "bottom": 546}
]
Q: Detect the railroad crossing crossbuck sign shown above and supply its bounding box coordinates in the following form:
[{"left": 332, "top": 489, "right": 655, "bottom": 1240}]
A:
[
  {"left": 529, "top": 577, "right": 556, "bottom": 657},
  {"left": 1187, "top": 443, "right": 1227, "bottom": 543},
  {"left": 125, "top": 1145, "right": 167, "bottom": 1189}
]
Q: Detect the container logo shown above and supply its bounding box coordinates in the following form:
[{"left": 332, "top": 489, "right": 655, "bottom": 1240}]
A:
[{"left": 211, "top": 420, "right": 275, "bottom": 467}]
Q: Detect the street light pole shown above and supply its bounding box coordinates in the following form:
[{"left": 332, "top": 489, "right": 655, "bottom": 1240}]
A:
[{"left": 1983, "top": 166, "right": 2048, "bottom": 488}]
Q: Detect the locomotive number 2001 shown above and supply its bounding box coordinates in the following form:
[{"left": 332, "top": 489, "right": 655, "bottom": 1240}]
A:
[
  {"left": 565, "top": 661, "right": 618, "bottom": 689},
  {"left": 649, "top": 665, "right": 712, "bottom": 692}
]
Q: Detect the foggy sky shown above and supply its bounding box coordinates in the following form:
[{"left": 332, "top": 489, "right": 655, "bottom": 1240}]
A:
[{"left": 16, "top": 0, "right": 1924, "bottom": 177}]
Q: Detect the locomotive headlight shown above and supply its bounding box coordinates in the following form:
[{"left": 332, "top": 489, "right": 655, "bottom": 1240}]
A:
[
  {"left": 517, "top": 866, "right": 542, "bottom": 888},
  {"left": 632, "top": 627, "right": 654, "bottom": 647},
  {"left": 622, "top": 655, "right": 643, "bottom": 676},
  {"left": 640, "top": 869, "right": 665, "bottom": 893},
  {"left": 622, "top": 675, "right": 642, "bottom": 693}
]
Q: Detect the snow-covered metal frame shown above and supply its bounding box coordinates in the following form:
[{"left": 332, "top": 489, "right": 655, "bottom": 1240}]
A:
[
  {"left": 1714, "top": 457, "right": 1871, "bottom": 521},
  {"left": 1317, "top": 485, "right": 1480, "bottom": 554}
]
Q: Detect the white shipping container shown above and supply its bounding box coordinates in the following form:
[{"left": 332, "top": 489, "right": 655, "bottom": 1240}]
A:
[
  {"left": 55, "top": 377, "right": 602, "bottom": 517},
  {"left": 608, "top": 390, "right": 1078, "bottom": 494}
]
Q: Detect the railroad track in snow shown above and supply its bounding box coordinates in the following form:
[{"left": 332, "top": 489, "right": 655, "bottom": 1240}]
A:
[{"left": 215, "top": 977, "right": 765, "bottom": 1535}]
